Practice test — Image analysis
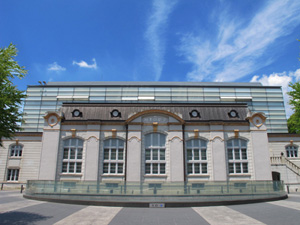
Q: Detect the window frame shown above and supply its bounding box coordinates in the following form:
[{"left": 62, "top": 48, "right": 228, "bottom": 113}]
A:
[
  {"left": 103, "top": 138, "right": 125, "bottom": 175},
  {"left": 62, "top": 138, "right": 83, "bottom": 174},
  {"left": 186, "top": 138, "right": 208, "bottom": 175},
  {"left": 286, "top": 145, "right": 298, "bottom": 158},
  {"left": 7, "top": 169, "right": 20, "bottom": 181},
  {"left": 145, "top": 133, "right": 166, "bottom": 175},
  {"left": 10, "top": 145, "right": 23, "bottom": 157},
  {"left": 227, "top": 138, "right": 248, "bottom": 174}
]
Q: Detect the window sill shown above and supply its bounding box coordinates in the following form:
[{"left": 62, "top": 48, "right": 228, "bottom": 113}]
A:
[
  {"left": 187, "top": 174, "right": 210, "bottom": 177},
  {"left": 8, "top": 157, "right": 22, "bottom": 160},
  {"left": 60, "top": 173, "right": 82, "bottom": 177},
  {"left": 102, "top": 174, "right": 124, "bottom": 177},
  {"left": 144, "top": 174, "right": 168, "bottom": 178},
  {"left": 229, "top": 174, "right": 251, "bottom": 177}
]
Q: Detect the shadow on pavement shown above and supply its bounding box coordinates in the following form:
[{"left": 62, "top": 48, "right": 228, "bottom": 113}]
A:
[{"left": 0, "top": 211, "right": 51, "bottom": 225}]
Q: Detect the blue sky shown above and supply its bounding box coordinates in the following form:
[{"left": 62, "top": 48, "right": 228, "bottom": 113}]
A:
[{"left": 1, "top": 0, "right": 300, "bottom": 115}]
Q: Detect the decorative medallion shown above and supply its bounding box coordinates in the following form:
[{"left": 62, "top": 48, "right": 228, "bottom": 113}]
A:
[
  {"left": 248, "top": 113, "right": 267, "bottom": 128},
  {"left": 44, "top": 113, "right": 60, "bottom": 127}
]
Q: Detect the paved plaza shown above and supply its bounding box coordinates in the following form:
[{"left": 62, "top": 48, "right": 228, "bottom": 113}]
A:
[{"left": 1, "top": 191, "right": 300, "bottom": 224}]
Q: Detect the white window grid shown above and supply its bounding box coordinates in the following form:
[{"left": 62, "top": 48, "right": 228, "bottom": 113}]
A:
[
  {"left": 286, "top": 146, "right": 298, "bottom": 158},
  {"left": 10, "top": 145, "right": 23, "bottom": 157},
  {"left": 103, "top": 138, "right": 124, "bottom": 174},
  {"left": 145, "top": 133, "right": 166, "bottom": 175},
  {"left": 7, "top": 169, "right": 19, "bottom": 181},
  {"left": 62, "top": 138, "right": 83, "bottom": 173},
  {"left": 227, "top": 139, "right": 248, "bottom": 174},
  {"left": 186, "top": 139, "right": 208, "bottom": 174}
]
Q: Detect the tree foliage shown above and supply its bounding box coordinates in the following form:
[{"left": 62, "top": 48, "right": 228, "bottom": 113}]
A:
[
  {"left": 287, "top": 82, "right": 300, "bottom": 133},
  {"left": 0, "top": 43, "right": 27, "bottom": 146}
]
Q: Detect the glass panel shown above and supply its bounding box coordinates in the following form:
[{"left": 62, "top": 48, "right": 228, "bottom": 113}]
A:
[
  {"left": 153, "top": 149, "right": 158, "bottom": 160},
  {"left": 186, "top": 140, "right": 192, "bottom": 147},
  {"left": 104, "top": 149, "right": 109, "bottom": 160},
  {"left": 193, "top": 150, "right": 199, "bottom": 160},
  {"left": 103, "top": 163, "right": 109, "bottom": 173},
  {"left": 118, "top": 149, "right": 123, "bottom": 160},
  {"left": 158, "top": 149, "right": 164, "bottom": 161},
  {"left": 110, "top": 164, "right": 116, "bottom": 173},
  {"left": 153, "top": 133, "right": 159, "bottom": 146},
  {"left": 202, "top": 163, "right": 207, "bottom": 173},
  {"left": 118, "top": 140, "right": 124, "bottom": 147},
  {"left": 118, "top": 163, "right": 123, "bottom": 173},
  {"left": 111, "top": 149, "right": 116, "bottom": 160},
  {"left": 235, "top": 163, "right": 241, "bottom": 173},
  {"left": 62, "top": 162, "right": 68, "bottom": 172},
  {"left": 234, "top": 149, "right": 240, "bottom": 160},
  {"left": 228, "top": 149, "right": 233, "bottom": 160},
  {"left": 69, "top": 162, "right": 75, "bottom": 173},
  {"left": 145, "top": 135, "right": 151, "bottom": 147},
  {"left": 152, "top": 163, "right": 158, "bottom": 174},
  {"left": 229, "top": 163, "right": 234, "bottom": 173},
  {"left": 104, "top": 140, "right": 110, "bottom": 147},
  {"left": 187, "top": 149, "right": 193, "bottom": 160},
  {"left": 145, "top": 149, "right": 151, "bottom": 160},
  {"left": 15, "top": 170, "right": 19, "bottom": 180},
  {"left": 145, "top": 164, "right": 151, "bottom": 174},
  {"left": 241, "top": 149, "right": 247, "bottom": 159},
  {"left": 159, "top": 134, "right": 166, "bottom": 146},
  {"left": 111, "top": 139, "right": 117, "bottom": 147},
  {"left": 77, "top": 149, "right": 82, "bottom": 159},
  {"left": 76, "top": 163, "right": 82, "bottom": 173},
  {"left": 160, "top": 163, "right": 165, "bottom": 174},
  {"left": 70, "top": 149, "right": 76, "bottom": 159},
  {"left": 63, "top": 149, "right": 69, "bottom": 159},
  {"left": 187, "top": 164, "right": 193, "bottom": 174},
  {"left": 201, "top": 149, "right": 207, "bottom": 160},
  {"left": 194, "top": 163, "right": 200, "bottom": 174},
  {"left": 242, "top": 163, "right": 248, "bottom": 173}
]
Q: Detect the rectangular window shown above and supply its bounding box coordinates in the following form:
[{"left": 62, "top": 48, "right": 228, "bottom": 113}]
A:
[
  {"left": 186, "top": 139, "right": 208, "bottom": 175},
  {"left": 227, "top": 139, "right": 248, "bottom": 174},
  {"left": 62, "top": 139, "right": 83, "bottom": 174},
  {"left": 103, "top": 139, "right": 125, "bottom": 175},
  {"left": 10, "top": 145, "right": 23, "bottom": 157},
  {"left": 7, "top": 169, "right": 19, "bottom": 181}
]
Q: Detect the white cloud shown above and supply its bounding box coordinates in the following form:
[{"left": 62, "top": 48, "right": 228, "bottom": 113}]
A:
[
  {"left": 179, "top": 0, "right": 300, "bottom": 82},
  {"left": 251, "top": 69, "right": 300, "bottom": 117},
  {"left": 144, "top": 0, "right": 177, "bottom": 81},
  {"left": 72, "top": 58, "right": 97, "bottom": 69},
  {"left": 48, "top": 62, "right": 66, "bottom": 72}
]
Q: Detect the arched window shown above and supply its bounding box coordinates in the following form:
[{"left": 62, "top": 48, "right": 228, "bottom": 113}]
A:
[
  {"left": 62, "top": 138, "right": 83, "bottom": 173},
  {"left": 10, "top": 145, "right": 23, "bottom": 157},
  {"left": 103, "top": 139, "right": 124, "bottom": 174},
  {"left": 227, "top": 139, "right": 248, "bottom": 174},
  {"left": 145, "top": 133, "right": 166, "bottom": 174},
  {"left": 186, "top": 139, "right": 207, "bottom": 174},
  {"left": 286, "top": 145, "right": 298, "bottom": 158}
]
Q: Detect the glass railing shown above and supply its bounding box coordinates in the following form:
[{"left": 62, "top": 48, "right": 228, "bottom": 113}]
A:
[{"left": 25, "top": 180, "right": 285, "bottom": 197}]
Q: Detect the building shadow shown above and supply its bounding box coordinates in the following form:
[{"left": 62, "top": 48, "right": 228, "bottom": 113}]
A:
[{"left": 0, "top": 211, "right": 51, "bottom": 225}]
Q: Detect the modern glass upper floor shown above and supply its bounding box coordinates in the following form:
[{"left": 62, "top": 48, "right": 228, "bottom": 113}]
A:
[{"left": 22, "top": 81, "right": 288, "bottom": 133}]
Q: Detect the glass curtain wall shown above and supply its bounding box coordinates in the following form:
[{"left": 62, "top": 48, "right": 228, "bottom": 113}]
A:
[{"left": 23, "top": 85, "right": 287, "bottom": 133}]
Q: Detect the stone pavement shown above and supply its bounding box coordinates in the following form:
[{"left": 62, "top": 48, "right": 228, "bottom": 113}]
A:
[{"left": 1, "top": 191, "right": 300, "bottom": 225}]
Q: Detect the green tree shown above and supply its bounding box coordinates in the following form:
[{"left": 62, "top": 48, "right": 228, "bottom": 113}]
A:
[
  {"left": 287, "top": 82, "right": 300, "bottom": 133},
  {"left": 0, "top": 43, "right": 27, "bottom": 146}
]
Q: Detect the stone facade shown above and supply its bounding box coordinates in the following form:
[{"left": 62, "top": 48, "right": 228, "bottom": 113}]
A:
[{"left": 2, "top": 103, "right": 287, "bottom": 190}]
